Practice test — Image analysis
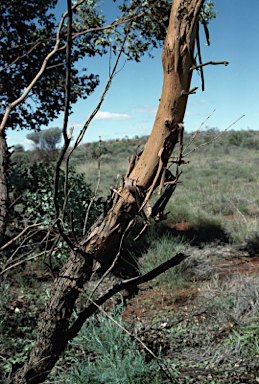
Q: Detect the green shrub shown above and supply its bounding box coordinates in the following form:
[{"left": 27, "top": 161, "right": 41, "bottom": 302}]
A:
[
  {"left": 52, "top": 300, "right": 162, "bottom": 384},
  {"left": 8, "top": 161, "right": 103, "bottom": 239},
  {"left": 241, "top": 136, "right": 259, "bottom": 150}
]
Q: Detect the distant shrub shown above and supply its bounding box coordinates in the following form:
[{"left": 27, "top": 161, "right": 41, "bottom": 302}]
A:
[
  {"left": 227, "top": 130, "right": 253, "bottom": 147},
  {"left": 241, "top": 136, "right": 259, "bottom": 150},
  {"left": 13, "top": 144, "right": 25, "bottom": 152},
  {"left": 11, "top": 151, "right": 29, "bottom": 164},
  {"left": 100, "top": 153, "right": 114, "bottom": 162}
]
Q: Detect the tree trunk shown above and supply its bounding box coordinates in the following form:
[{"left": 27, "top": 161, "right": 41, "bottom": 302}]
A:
[
  {"left": 0, "top": 130, "right": 9, "bottom": 246},
  {"left": 10, "top": 1, "right": 204, "bottom": 382}
]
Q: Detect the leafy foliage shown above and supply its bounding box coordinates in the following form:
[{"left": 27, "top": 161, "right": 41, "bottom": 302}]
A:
[
  {"left": 0, "top": 0, "right": 100, "bottom": 131},
  {"left": 199, "top": 0, "right": 218, "bottom": 23},
  {"left": 225, "top": 317, "right": 259, "bottom": 356},
  {"left": 8, "top": 161, "right": 103, "bottom": 238}
]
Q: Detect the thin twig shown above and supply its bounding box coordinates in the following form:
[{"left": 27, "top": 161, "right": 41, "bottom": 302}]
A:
[
  {"left": 70, "top": 209, "right": 78, "bottom": 244},
  {"left": 43, "top": 235, "right": 61, "bottom": 279},
  {"left": 1, "top": 0, "right": 160, "bottom": 77},
  {"left": 0, "top": 37, "right": 55, "bottom": 73},
  {"left": 83, "top": 137, "right": 101, "bottom": 236},
  {"left": 53, "top": 0, "right": 75, "bottom": 248},
  {"left": 59, "top": 24, "right": 130, "bottom": 249},
  {"left": 183, "top": 109, "right": 216, "bottom": 154},
  {"left": 183, "top": 115, "right": 245, "bottom": 157},
  {"left": 226, "top": 198, "right": 248, "bottom": 223},
  {"left": 70, "top": 0, "right": 160, "bottom": 42},
  {"left": 62, "top": 183, "right": 75, "bottom": 223},
  {"left": 67, "top": 30, "right": 129, "bottom": 159},
  {"left": 0, "top": 251, "right": 46, "bottom": 275},
  {"left": 1, "top": 228, "right": 56, "bottom": 274},
  {"left": 0, "top": 217, "right": 40, "bottom": 251},
  {"left": 8, "top": 194, "right": 22, "bottom": 209},
  {"left": 87, "top": 218, "right": 135, "bottom": 303}
]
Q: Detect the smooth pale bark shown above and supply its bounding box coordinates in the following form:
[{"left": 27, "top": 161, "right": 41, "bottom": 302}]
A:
[{"left": 10, "top": 1, "right": 204, "bottom": 383}]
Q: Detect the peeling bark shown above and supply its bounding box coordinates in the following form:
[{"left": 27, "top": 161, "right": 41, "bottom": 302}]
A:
[{"left": 9, "top": 1, "right": 205, "bottom": 383}]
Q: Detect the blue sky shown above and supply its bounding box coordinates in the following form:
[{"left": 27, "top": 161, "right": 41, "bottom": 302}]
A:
[{"left": 7, "top": 0, "right": 259, "bottom": 149}]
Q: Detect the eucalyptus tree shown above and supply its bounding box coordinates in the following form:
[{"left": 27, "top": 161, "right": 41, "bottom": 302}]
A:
[
  {"left": 7, "top": 0, "right": 227, "bottom": 383},
  {"left": 26, "top": 127, "right": 62, "bottom": 161},
  {"left": 0, "top": 0, "right": 172, "bottom": 243}
]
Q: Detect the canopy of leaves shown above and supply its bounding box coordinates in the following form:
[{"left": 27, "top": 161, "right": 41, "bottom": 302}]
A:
[
  {"left": 0, "top": 0, "right": 100, "bottom": 131},
  {"left": 0, "top": 0, "right": 172, "bottom": 132},
  {"left": 0, "top": 0, "right": 216, "bottom": 132}
]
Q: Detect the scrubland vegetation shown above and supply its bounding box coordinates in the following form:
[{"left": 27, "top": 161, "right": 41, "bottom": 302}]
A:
[{"left": 1, "top": 128, "right": 259, "bottom": 383}]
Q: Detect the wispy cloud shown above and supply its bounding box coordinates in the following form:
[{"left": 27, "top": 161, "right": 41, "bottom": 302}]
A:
[
  {"left": 7, "top": 137, "right": 34, "bottom": 150},
  {"left": 68, "top": 119, "right": 83, "bottom": 128},
  {"left": 93, "top": 111, "right": 131, "bottom": 121},
  {"left": 186, "top": 111, "right": 207, "bottom": 116},
  {"left": 131, "top": 126, "right": 151, "bottom": 132},
  {"left": 189, "top": 99, "right": 207, "bottom": 106},
  {"left": 128, "top": 105, "right": 158, "bottom": 118},
  {"left": 115, "top": 126, "right": 151, "bottom": 137}
]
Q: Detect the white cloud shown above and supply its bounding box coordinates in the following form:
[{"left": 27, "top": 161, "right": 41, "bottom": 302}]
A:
[
  {"left": 7, "top": 137, "right": 34, "bottom": 150},
  {"left": 68, "top": 119, "right": 83, "bottom": 128},
  {"left": 189, "top": 99, "right": 207, "bottom": 106},
  {"left": 129, "top": 105, "right": 158, "bottom": 117},
  {"left": 131, "top": 126, "right": 151, "bottom": 132},
  {"left": 93, "top": 111, "right": 131, "bottom": 121},
  {"left": 186, "top": 111, "right": 207, "bottom": 116}
]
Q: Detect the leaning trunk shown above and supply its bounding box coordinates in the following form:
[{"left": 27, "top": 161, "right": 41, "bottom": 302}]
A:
[
  {"left": 10, "top": 1, "right": 204, "bottom": 383},
  {"left": 0, "top": 130, "right": 9, "bottom": 246}
]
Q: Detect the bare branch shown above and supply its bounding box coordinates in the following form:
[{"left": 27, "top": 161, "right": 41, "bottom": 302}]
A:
[
  {"left": 190, "top": 60, "right": 229, "bottom": 71},
  {"left": 195, "top": 23, "right": 205, "bottom": 91},
  {"left": 184, "top": 115, "right": 245, "bottom": 157},
  {"left": 183, "top": 109, "right": 216, "bottom": 154},
  {"left": 0, "top": 217, "right": 40, "bottom": 251},
  {"left": 0, "top": 226, "right": 56, "bottom": 275},
  {"left": 0, "top": 37, "right": 54, "bottom": 73},
  {"left": 66, "top": 30, "right": 129, "bottom": 165},
  {"left": 0, "top": 251, "right": 46, "bottom": 275},
  {"left": 53, "top": 0, "right": 74, "bottom": 245},
  {"left": 86, "top": 218, "right": 135, "bottom": 304},
  {"left": 82, "top": 137, "right": 101, "bottom": 236},
  {"left": 67, "top": 253, "right": 188, "bottom": 340}
]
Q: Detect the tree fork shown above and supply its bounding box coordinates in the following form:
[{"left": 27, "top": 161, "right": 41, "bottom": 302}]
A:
[{"left": 9, "top": 0, "right": 205, "bottom": 382}]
